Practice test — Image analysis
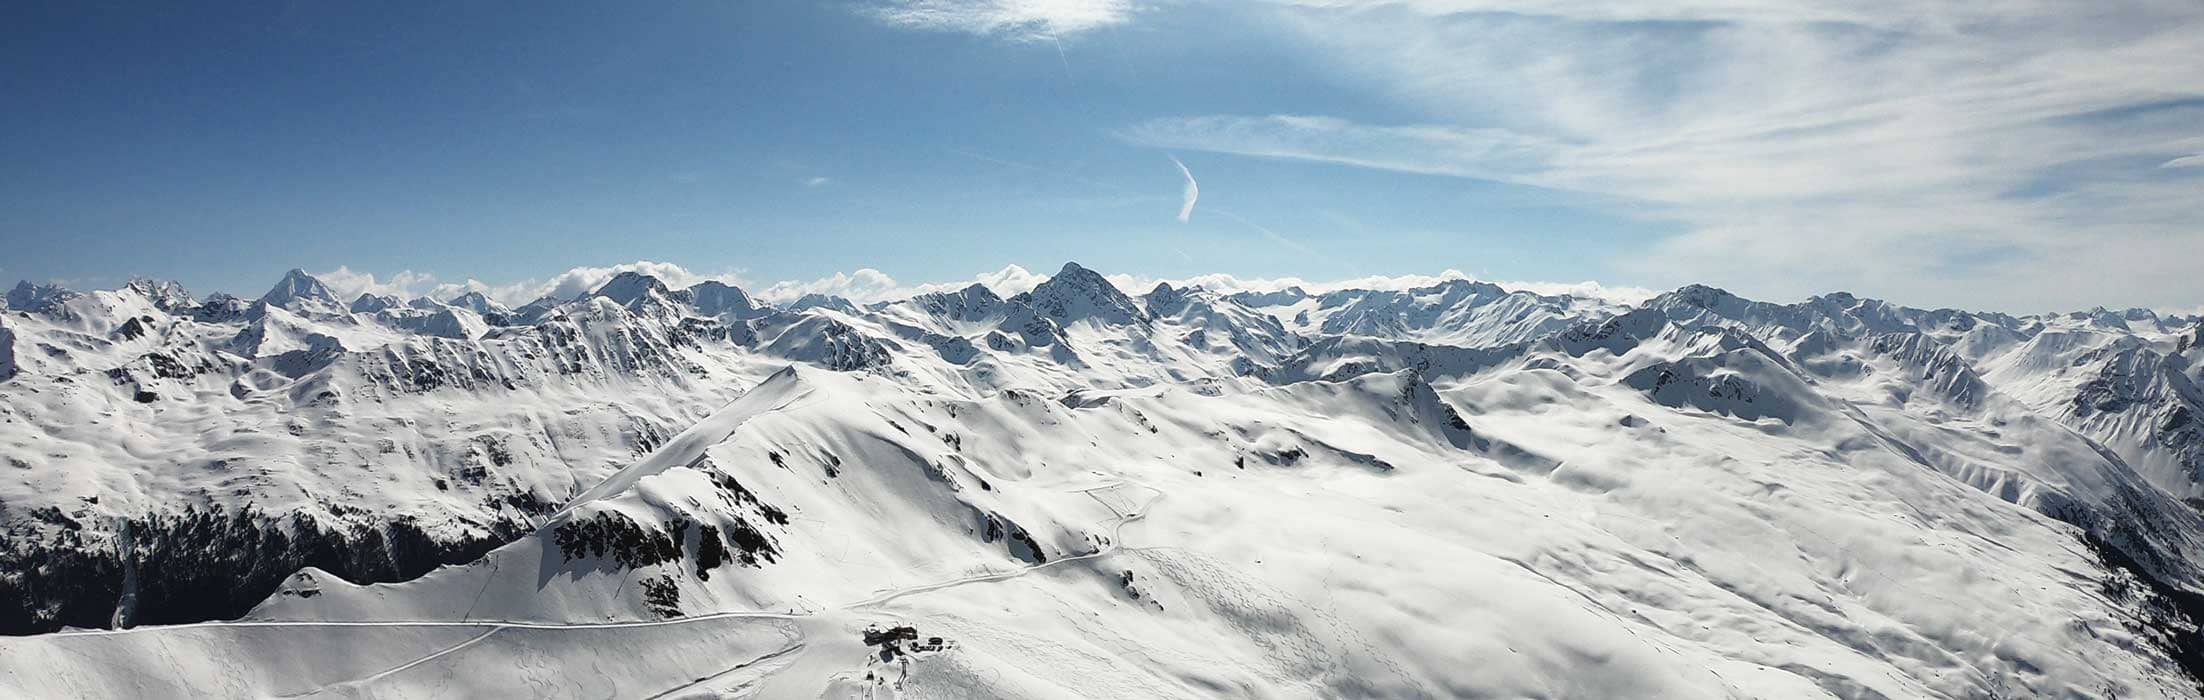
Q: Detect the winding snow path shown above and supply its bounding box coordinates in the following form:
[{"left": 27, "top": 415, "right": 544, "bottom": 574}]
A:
[{"left": 37, "top": 480, "right": 1164, "bottom": 696}]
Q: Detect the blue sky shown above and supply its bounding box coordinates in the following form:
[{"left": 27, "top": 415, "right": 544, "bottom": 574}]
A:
[{"left": 5, "top": 1, "right": 2201, "bottom": 312}]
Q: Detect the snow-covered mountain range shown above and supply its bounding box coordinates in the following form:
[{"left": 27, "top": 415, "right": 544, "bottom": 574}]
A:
[{"left": 1, "top": 263, "right": 2200, "bottom": 698}]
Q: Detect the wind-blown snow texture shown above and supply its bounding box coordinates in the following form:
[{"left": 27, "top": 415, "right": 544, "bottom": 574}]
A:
[{"left": 2, "top": 263, "right": 2202, "bottom": 698}]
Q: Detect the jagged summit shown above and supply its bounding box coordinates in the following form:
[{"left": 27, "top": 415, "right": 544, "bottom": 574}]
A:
[
  {"left": 589, "top": 270, "right": 672, "bottom": 310},
  {"left": 686, "top": 280, "right": 759, "bottom": 319},
  {"left": 4, "top": 261, "right": 2204, "bottom": 699},
  {"left": 5, "top": 281, "right": 77, "bottom": 312},
  {"left": 447, "top": 291, "right": 509, "bottom": 317},
  {"left": 509, "top": 294, "right": 564, "bottom": 324},
  {"left": 1020, "top": 261, "right": 1148, "bottom": 325},
  {"left": 1142, "top": 281, "right": 1191, "bottom": 316},
  {"left": 1661, "top": 283, "right": 1742, "bottom": 310},
  {"left": 349, "top": 293, "right": 400, "bottom": 314},
  {"left": 258, "top": 269, "right": 339, "bottom": 310},
  {"left": 1228, "top": 286, "right": 1310, "bottom": 308},
  {"left": 121, "top": 278, "right": 195, "bottom": 311},
  {"left": 785, "top": 292, "right": 859, "bottom": 315},
  {"left": 910, "top": 282, "right": 1003, "bottom": 317}
]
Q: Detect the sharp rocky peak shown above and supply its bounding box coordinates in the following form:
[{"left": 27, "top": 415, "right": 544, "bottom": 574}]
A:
[
  {"left": 1023, "top": 262, "right": 1147, "bottom": 325},
  {"left": 258, "top": 269, "right": 338, "bottom": 309},
  {"left": 121, "top": 278, "right": 196, "bottom": 311},
  {"left": 1227, "top": 286, "right": 1310, "bottom": 308},
  {"left": 447, "top": 291, "right": 508, "bottom": 315},
  {"left": 349, "top": 293, "right": 400, "bottom": 314},
  {"left": 787, "top": 293, "right": 859, "bottom": 314},
  {"left": 1664, "top": 283, "right": 1741, "bottom": 309},
  {"left": 686, "top": 280, "right": 759, "bottom": 318},
  {"left": 591, "top": 271, "right": 672, "bottom": 307},
  {"left": 7, "top": 280, "right": 79, "bottom": 312},
  {"left": 954, "top": 282, "right": 1001, "bottom": 302}
]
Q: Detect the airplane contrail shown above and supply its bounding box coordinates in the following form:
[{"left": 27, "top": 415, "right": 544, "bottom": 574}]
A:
[{"left": 1170, "top": 155, "right": 1198, "bottom": 223}]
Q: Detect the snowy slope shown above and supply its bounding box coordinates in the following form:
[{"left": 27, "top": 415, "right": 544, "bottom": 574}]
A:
[{"left": 0, "top": 265, "right": 2200, "bottom": 698}]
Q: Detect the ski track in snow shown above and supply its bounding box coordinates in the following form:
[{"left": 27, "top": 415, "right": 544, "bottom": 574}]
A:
[
  {"left": 36, "top": 480, "right": 1165, "bottom": 697},
  {"left": 5, "top": 267, "right": 2204, "bottom": 698}
]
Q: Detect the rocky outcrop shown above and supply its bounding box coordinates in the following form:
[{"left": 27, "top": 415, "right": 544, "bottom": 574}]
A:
[
  {"left": 0, "top": 504, "right": 543, "bottom": 635},
  {"left": 0, "top": 318, "right": 15, "bottom": 381}
]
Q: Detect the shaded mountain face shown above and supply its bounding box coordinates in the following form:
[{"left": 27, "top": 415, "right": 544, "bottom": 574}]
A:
[
  {"left": 589, "top": 270, "right": 674, "bottom": 310},
  {"left": 1229, "top": 278, "right": 1628, "bottom": 348},
  {"left": 784, "top": 292, "right": 860, "bottom": 315},
  {"left": 258, "top": 269, "right": 340, "bottom": 310},
  {"left": 2, "top": 264, "right": 2203, "bottom": 698},
  {"left": 1016, "top": 261, "right": 1149, "bottom": 326},
  {"left": 348, "top": 293, "right": 399, "bottom": 314},
  {"left": 686, "top": 280, "right": 761, "bottom": 320},
  {"left": 447, "top": 291, "right": 509, "bottom": 318},
  {"left": 6, "top": 281, "right": 78, "bottom": 312}
]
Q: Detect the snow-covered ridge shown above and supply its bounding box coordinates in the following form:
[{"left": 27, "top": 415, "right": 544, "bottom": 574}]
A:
[{"left": 3, "top": 265, "right": 2203, "bottom": 697}]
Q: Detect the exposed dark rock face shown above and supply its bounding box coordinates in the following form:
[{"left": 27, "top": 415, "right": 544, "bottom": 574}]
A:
[
  {"left": 550, "top": 510, "right": 778, "bottom": 574},
  {"left": 2081, "top": 532, "right": 2204, "bottom": 693},
  {"left": 980, "top": 513, "right": 1047, "bottom": 565},
  {"left": 0, "top": 319, "right": 15, "bottom": 381},
  {"left": 0, "top": 505, "right": 538, "bottom": 635},
  {"left": 640, "top": 574, "right": 682, "bottom": 619}
]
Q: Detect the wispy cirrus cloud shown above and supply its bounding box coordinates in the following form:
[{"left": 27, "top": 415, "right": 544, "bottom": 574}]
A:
[
  {"left": 1169, "top": 155, "right": 1200, "bottom": 223},
  {"left": 862, "top": 0, "right": 1133, "bottom": 40},
  {"left": 1123, "top": 115, "right": 1567, "bottom": 188},
  {"left": 1120, "top": 0, "right": 2204, "bottom": 312}
]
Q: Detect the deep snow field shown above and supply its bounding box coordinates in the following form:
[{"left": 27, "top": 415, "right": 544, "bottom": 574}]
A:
[{"left": 1, "top": 266, "right": 2201, "bottom": 698}]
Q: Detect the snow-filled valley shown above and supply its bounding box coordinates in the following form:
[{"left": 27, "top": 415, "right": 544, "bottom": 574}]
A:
[{"left": 1, "top": 264, "right": 2201, "bottom": 698}]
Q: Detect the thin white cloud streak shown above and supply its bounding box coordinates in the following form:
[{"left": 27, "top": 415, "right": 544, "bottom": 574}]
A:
[
  {"left": 949, "top": 148, "right": 1136, "bottom": 195},
  {"left": 1121, "top": 1, "right": 2204, "bottom": 311},
  {"left": 864, "top": 0, "right": 1132, "bottom": 40},
  {"left": 1170, "top": 155, "right": 1199, "bottom": 223},
  {"left": 1206, "top": 206, "right": 1320, "bottom": 258}
]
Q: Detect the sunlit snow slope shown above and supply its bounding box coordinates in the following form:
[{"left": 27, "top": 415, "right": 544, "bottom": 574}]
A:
[{"left": 1, "top": 265, "right": 2201, "bottom": 698}]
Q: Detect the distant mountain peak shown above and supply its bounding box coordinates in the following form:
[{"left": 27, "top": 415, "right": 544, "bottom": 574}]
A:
[
  {"left": 1228, "top": 287, "right": 1311, "bottom": 308},
  {"left": 590, "top": 271, "right": 671, "bottom": 309},
  {"left": 686, "top": 280, "right": 760, "bottom": 319},
  {"left": 121, "top": 278, "right": 196, "bottom": 311},
  {"left": 957, "top": 282, "right": 1000, "bottom": 300},
  {"left": 258, "top": 269, "right": 339, "bottom": 310},
  {"left": 447, "top": 291, "right": 509, "bottom": 316},
  {"left": 349, "top": 293, "right": 400, "bottom": 314},
  {"left": 1024, "top": 261, "right": 1147, "bottom": 325},
  {"left": 787, "top": 293, "right": 860, "bottom": 315},
  {"left": 1666, "top": 283, "right": 1740, "bottom": 308},
  {"left": 6, "top": 281, "right": 79, "bottom": 312},
  {"left": 1144, "top": 282, "right": 1194, "bottom": 316}
]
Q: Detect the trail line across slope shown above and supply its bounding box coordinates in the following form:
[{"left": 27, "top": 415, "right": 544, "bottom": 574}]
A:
[{"left": 41, "top": 481, "right": 1162, "bottom": 638}]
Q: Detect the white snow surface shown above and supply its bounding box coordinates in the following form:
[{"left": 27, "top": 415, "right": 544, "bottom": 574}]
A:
[{"left": 1, "top": 267, "right": 2201, "bottom": 699}]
